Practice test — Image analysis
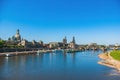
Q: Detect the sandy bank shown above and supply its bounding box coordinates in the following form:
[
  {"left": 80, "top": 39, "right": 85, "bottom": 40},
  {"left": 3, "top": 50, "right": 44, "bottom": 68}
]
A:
[{"left": 98, "top": 52, "right": 120, "bottom": 71}]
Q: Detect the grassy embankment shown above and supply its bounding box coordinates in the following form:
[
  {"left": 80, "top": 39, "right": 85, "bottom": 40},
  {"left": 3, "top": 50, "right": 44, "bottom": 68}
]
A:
[{"left": 110, "top": 50, "right": 120, "bottom": 61}]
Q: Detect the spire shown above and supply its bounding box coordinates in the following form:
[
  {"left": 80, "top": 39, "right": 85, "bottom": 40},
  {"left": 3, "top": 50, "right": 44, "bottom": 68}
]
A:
[
  {"left": 65, "top": 36, "right": 66, "bottom": 39},
  {"left": 17, "top": 29, "right": 20, "bottom": 34},
  {"left": 63, "top": 36, "right": 67, "bottom": 44},
  {"left": 72, "top": 36, "right": 75, "bottom": 44},
  {"left": 14, "top": 29, "right": 21, "bottom": 41}
]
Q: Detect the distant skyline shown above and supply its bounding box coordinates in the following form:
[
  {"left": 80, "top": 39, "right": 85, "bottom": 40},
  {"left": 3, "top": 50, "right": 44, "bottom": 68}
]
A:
[{"left": 0, "top": 0, "right": 120, "bottom": 45}]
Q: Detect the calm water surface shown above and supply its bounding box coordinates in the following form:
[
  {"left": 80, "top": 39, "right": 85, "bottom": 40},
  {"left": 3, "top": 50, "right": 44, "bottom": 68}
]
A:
[{"left": 0, "top": 51, "right": 120, "bottom": 80}]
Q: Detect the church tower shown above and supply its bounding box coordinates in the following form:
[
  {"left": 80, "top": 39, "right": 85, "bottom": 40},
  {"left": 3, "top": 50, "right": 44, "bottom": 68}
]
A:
[
  {"left": 72, "top": 36, "right": 75, "bottom": 44},
  {"left": 63, "top": 36, "right": 67, "bottom": 44},
  {"left": 69, "top": 36, "right": 76, "bottom": 49},
  {"left": 14, "top": 29, "right": 21, "bottom": 42}
]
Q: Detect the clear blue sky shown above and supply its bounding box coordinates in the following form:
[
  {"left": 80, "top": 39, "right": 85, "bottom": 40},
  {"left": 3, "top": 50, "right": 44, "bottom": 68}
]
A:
[{"left": 0, "top": 0, "right": 120, "bottom": 44}]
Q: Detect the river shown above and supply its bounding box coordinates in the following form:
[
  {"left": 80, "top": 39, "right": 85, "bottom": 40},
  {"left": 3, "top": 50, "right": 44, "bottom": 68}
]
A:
[{"left": 0, "top": 50, "right": 120, "bottom": 80}]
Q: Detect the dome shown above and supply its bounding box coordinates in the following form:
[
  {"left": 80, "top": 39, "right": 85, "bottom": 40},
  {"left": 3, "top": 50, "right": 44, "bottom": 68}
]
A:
[
  {"left": 14, "top": 29, "right": 21, "bottom": 41},
  {"left": 15, "top": 33, "right": 21, "bottom": 39}
]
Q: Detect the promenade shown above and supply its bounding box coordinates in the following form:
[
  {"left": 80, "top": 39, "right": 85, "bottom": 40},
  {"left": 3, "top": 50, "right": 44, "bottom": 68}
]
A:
[{"left": 0, "top": 50, "right": 53, "bottom": 57}]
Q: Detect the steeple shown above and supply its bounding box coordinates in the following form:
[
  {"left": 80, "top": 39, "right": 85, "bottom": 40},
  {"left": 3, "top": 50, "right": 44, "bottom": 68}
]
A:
[
  {"left": 17, "top": 29, "right": 20, "bottom": 34},
  {"left": 63, "top": 36, "right": 67, "bottom": 44},
  {"left": 72, "top": 36, "right": 75, "bottom": 44}
]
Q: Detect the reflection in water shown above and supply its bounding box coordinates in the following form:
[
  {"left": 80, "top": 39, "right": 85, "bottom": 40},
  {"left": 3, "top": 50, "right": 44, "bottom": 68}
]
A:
[
  {"left": 63, "top": 53, "right": 67, "bottom": 65},
  {"left": 0, "top": 51, "right": 120, "bottom": 80},
  {"left": 49, "top": 53, "right": 52, "bottom": 65},
  {"left": 108, "top": 70, "right": 120, "bottom": 76},
  {"left": 71, "top": 53, "right": 76, "bottom": 64}
]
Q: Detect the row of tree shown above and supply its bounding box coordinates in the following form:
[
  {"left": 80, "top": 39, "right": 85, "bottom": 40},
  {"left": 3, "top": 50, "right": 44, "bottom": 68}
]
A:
[
  {"left": 0, "top": 40, "right": 5, "bottom": 48},
  {"left": 0, "top": 40, "right": 24, "bottom": 48}
]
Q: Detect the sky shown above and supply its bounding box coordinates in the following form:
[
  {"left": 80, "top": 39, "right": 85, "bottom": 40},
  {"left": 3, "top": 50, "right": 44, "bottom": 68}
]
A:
[{"left": 0, "top": 0, "right": 120, "bottom": 45}]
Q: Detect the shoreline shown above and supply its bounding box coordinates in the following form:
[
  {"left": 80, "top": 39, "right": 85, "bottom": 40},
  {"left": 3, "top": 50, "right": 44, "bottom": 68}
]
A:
[
  {"left": 0, "top": 49, "right": 84, "bottom": 57},
  {"left": 0, "top": 51, "right": 38, "bottom": 57},
  {"left": 0, "top": 50, "right": 54, "bottom": 57},
  {"left": 98, "top": 52, "right": 120, "bottom": 71}
]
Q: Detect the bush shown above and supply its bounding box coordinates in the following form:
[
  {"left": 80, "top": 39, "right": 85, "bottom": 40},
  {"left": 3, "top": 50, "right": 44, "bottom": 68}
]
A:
[{"left": 0, "top": 40, "right": 6, "bottom": 48}]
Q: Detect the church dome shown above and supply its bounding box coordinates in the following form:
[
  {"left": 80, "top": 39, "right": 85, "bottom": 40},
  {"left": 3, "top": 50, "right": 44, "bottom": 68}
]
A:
[
  {"left": 14, "top": 29, "right": 21, "bottom": 41},
  {"left": 15, "top": 33, "right": 21, "bottom": 39}
]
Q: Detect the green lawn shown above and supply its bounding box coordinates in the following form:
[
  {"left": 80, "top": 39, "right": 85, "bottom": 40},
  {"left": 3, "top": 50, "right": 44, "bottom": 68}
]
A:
[{"left": 110, "top": 50, "right": 120, "bottom": 61}]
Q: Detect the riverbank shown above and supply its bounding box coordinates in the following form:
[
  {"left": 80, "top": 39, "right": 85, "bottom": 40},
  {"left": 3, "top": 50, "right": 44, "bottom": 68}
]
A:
[
  {"left": 0, "top": 50, "right": 53, "bottom": 57},
  {"left": 0, "top": 49, "right": 74, "bottom": 57},
  {"left": 98, "top": 52, "right": 120, "bottom": 71}
]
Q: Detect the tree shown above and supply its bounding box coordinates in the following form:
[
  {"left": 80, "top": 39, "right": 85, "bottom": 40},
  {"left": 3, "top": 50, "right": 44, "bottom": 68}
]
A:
[
  {"left": 0, "top": 40, "right": 5, "bottom": 48},
  {"left": 8, "top": 37, "right": 11, "bottom": 41}
]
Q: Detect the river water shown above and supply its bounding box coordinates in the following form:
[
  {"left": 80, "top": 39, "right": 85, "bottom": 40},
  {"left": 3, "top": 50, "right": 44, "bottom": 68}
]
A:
[{"left": 0, "top": 51, "right": 120, "bottom": 80}]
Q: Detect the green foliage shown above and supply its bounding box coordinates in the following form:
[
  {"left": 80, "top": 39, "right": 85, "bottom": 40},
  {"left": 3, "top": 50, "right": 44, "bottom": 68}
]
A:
[
  {"left": 0, "top": 40, "right": 5, "bottom": 44},
  {"left": 66, "top": 49, "right": 81, "bottom": 53},
  {"left": 0, "top": 40, "right": 24, "bottom": 48},
  {"left": 99, "top": 45, "right": 106, "bottom": 48},
  {"left": 0, "top": 40, "right": 6, "bottom": 48},
  {"left": 7, "top": 45, "right": 24, "bottom": 48},
  {"left": 110, "top": 50, "right": 120, "bottom": 61}
]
